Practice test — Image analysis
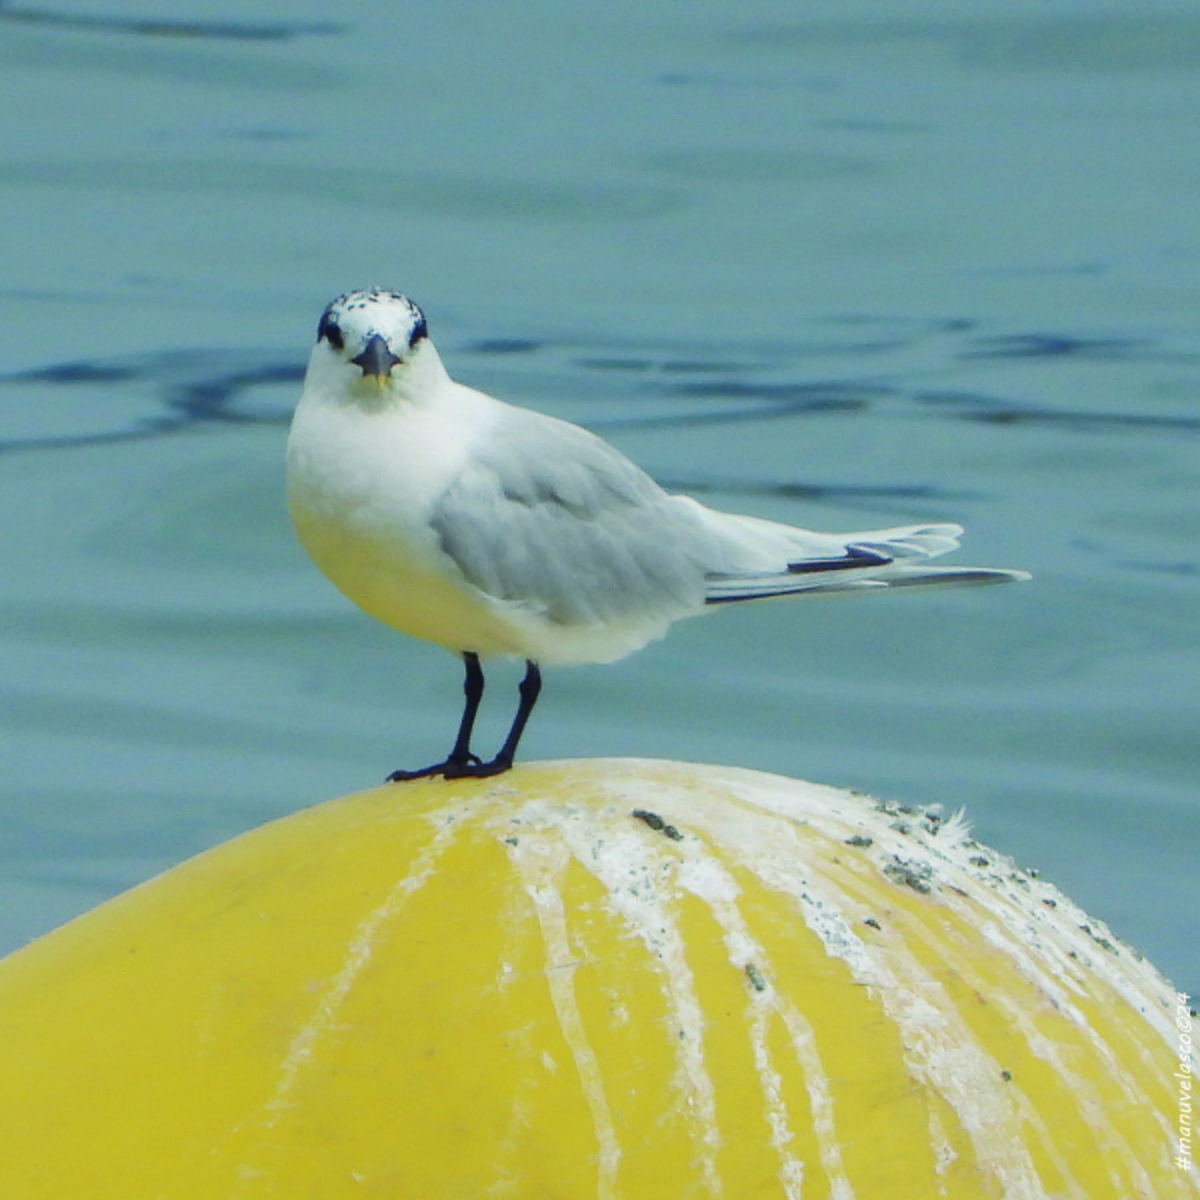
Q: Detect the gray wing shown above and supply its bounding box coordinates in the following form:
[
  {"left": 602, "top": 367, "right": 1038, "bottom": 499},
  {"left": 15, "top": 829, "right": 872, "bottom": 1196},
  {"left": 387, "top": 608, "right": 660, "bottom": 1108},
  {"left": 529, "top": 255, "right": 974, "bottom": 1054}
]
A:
[
  {"left": 430, "top": 406, "right": 1027, "bottom": 626},
  {"left": 430, "top": 408, "right": 718, "bottom": 625}
]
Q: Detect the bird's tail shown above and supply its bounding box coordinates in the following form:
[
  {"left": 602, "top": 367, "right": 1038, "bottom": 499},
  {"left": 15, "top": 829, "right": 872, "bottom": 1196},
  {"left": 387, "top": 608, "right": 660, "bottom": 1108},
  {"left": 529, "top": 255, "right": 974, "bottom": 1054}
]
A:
[{"left": 702, "top": 520, "right": 1030, "bottom": 604}]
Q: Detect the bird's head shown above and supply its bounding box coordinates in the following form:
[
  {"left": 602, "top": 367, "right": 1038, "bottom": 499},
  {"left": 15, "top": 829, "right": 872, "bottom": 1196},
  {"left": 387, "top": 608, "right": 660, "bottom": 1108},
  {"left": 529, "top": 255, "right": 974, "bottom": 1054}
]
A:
[{"left": 306, "top": 288, "right": 443, "bottom": 404}]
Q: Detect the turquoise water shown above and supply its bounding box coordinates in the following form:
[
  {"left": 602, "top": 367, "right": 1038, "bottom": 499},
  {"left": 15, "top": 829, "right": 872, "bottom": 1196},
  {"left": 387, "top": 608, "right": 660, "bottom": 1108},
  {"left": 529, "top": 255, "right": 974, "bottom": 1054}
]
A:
[{"left": 1, "top": 2, "right": 1196, "bottom": 991}]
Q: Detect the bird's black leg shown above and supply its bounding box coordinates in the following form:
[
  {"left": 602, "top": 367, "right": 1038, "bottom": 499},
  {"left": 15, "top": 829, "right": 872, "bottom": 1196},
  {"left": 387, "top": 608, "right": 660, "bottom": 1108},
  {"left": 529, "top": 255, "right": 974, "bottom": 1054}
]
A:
[
  {"left": 455, "top": 660, "right": 541, "bottom": 779},
  {"left": 387, "top": 656, "right": 543, "bottom": 782},
  {"left": 386, "top": 652, "right": 485, "bottom": 782},
  {"left": 446, "top": 652, "right": 487, "bottom": 768}
]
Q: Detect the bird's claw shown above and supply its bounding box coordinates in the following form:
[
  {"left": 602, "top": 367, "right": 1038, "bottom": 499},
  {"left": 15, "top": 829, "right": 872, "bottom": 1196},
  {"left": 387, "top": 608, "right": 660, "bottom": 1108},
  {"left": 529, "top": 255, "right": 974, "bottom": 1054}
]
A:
[{"left": 387, "top": 751, "right": 517, "bottom": 783}]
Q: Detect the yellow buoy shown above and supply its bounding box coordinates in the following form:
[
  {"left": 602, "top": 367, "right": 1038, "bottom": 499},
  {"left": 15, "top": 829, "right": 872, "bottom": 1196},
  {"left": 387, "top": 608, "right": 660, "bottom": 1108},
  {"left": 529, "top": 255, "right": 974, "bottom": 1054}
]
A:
[{"left": 0, "top": 760, "right": 1192, "bottom": 1198}]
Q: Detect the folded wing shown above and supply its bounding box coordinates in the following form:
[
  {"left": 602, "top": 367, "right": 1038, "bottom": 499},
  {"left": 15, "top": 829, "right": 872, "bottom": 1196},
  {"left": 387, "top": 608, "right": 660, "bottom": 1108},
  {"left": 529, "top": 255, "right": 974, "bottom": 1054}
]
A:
[{"left": 431, "top": 405, "right": 1028, "bottom": 628}]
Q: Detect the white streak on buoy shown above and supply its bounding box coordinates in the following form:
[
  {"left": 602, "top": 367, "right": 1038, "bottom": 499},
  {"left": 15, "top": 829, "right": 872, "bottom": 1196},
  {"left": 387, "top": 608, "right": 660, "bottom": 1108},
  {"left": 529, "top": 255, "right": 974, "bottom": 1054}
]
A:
[
  {"left": 505, "top": 831, "right": 621, "bottom": 1200},
  {"left": 503, "top": 799, "right": 725, "bottom": 1197},
  {"left": 675, "top": 841, "right": 850, "bottom": 1200},
  {"left": 258, "top": 809, "right": 463, "bottom": 1133}
]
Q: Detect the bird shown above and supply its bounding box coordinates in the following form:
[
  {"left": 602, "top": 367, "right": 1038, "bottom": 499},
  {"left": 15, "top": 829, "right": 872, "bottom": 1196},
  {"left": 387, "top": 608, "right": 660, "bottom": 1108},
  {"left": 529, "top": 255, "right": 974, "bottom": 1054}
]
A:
[{"left": 286, "top": 288, "right": 1029, "bottom": 781}]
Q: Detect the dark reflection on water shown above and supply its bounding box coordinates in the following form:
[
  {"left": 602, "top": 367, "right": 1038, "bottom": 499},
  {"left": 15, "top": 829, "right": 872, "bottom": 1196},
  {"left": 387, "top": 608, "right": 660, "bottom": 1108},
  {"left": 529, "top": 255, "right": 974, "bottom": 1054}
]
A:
[
  {"left": 0, "top": 3, "right": 342, "bottom": 41},
  {"left": 5, "top": 316, "right": 1198, "bottom": 455},
  {"left": 915, "top": 391, "right": 1200, "bottom": 433},
  {"left": 959, "top": 333, "right": 1155, "bottom": 359},
  {"left": 0, "top": 352, "right": 304, "bottom": 453},
  {"left": 661, "top": 381, "right": 874, "bottom": 408}
]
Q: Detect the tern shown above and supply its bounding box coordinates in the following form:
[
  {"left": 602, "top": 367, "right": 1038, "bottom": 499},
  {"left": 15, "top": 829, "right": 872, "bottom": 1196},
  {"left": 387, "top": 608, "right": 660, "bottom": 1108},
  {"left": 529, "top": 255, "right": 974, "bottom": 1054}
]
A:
[{"left": 287, "top": 288, "right": 1028, "bottom": 780}]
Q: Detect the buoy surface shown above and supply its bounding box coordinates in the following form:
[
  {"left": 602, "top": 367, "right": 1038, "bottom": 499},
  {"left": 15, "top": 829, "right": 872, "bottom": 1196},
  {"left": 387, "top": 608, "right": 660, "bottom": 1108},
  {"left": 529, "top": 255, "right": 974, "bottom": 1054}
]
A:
[{"left": 0, "top": 760, "right": 1191, "bottom": 1198}]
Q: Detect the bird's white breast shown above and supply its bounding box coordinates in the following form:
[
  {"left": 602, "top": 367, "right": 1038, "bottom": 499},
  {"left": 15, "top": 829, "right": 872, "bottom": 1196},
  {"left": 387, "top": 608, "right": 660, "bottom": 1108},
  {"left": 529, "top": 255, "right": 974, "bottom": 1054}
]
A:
[{"left": 286, "top": 377, "right": 529, "bottom": 656}]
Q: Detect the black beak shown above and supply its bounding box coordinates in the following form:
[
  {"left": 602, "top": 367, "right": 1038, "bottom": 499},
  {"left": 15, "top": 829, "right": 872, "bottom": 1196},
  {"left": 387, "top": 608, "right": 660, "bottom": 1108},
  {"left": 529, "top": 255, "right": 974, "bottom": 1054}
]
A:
[{"left": 351, "top": 334, "right": 402, "bottom": 380}]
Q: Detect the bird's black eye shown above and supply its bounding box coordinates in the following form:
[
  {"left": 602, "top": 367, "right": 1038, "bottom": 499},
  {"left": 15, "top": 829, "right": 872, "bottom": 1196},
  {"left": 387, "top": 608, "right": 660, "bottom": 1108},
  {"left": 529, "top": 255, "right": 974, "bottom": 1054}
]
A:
[
  {"left": 408, "top": 316, "right": 428, "bottom": 348},
  {"left": 318, "top": 310, "right": 345, "bottom": 351}
]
